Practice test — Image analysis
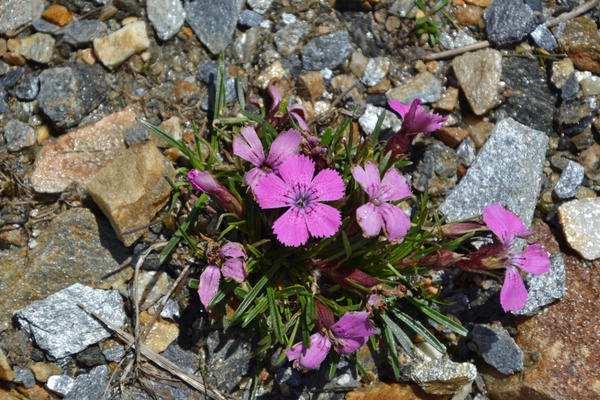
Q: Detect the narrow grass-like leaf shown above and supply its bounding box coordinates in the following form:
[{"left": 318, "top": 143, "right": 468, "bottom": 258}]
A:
[
  {"left": 405, "top": 296, "right": 468, "bottom": 336},
  {"left": 242, "top": 296, "right": 268, "bottom": 327},
  {"left": 380, "top": 313, "right": 414, "bottom": 356},
  {"left": 267, "top": 286, "right": 285, "bottom": 344},
  {"left": 230, "top": 265, "right": 279, "bottom": 324},
  {"left": 341, "top": 231, "right": 352, "bottom": 259},
  {"left": 137, "top": 118, "right": 201, "bottom": 169},
  {"left": 381, "top": 322, "right": 401, "bottom": 378},
  {"left": 388, "top": 308, "right": 446, "bottom": 354}
]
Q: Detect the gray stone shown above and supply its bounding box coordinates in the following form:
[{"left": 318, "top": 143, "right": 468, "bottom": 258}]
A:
[
  {"left": 498, "top": 57, "right": 555, "bottom": 132},
  {"left": 554, "top": 160, "right": 585, "bottom": 199},
  {"left": 46, "top": 375, "right": 75, "bottom": 396},
  {"left": 101, "top": 343, "right": 125, "bottom": 363},
  {"left": 9, "top": 33, "right": 54, "bottom": 63},
  {"left": 184, "top": 0, "right": 242, "bottom": 54},
  {"left": 125, "top": 125, "right": 150, "bottom": 146},
  {"left": 358, "top": 104, "right": 402, "bottom": 135},
  {"left": 362, "top": 57, "right": 390, "bottom": 87},
  {"left": 281, "top": 12, "right": 296, "bottom": 25},
  {"left": 14, "top": 366, "right": 36, "bottom": 388},
  {"left": 0, "top": 0, "right": 43, "bottom": 34},
  {"left": 0, "top": 66, "right": 24, "bottom": 88},
  {"left": 64, "top": 365, "right": 109, "bottom": 400},
  {"left": 530, "top": 25, "right": 557, "bottom": 52},
  {"left": 472, "top": 324, "right": 524, "bottom": 375},
  {"left": 387, "top": 71, "right": 442, "bottom": 104},
  {"left": 15, "top": 74, "right": 40, "bottom": 101},
  {"left": 233, "top": 27, "right": 260, "bottom": 63},
  {"left": 147, "top": 0, "right": 185, "bottom": 41},
  {"left": 239, "top": 9, "right": 263, "bottom": 27},
  {"left": 389, "top": 0, "right": 417, "bottom": 17},
  {"left": 63, "top": 20, "right": 108, "bottom": 47},
  {"left": 559, "top": 198, "right": 600, "bottom": 260},
  {"left": 14, "top": 284, "right": 126, "bottom": 359},
  {"left": 557, "top": 100, "right": 591, "bottom": 135},
  {"left": 274, "top": 20, "right": 309, "bottom": 57},
  {"left": 484, "top": 0, "right": 536, "bottom": 46},
  {"left": 38, "top": 63, "right": 107, "bottom": 129},
  {"left": 457, "top": 137, "right": 476, "bottom": 167},
  {"left": 76, "top": 346, "right": 106, "bottom": 368},
  {"left": 205, "top": 329, "right": 254, "bottom": 392},
  {"left": 440, "top": 118, "right": 548, "bottom": 226},
  {"left": 155, "top": 297, "right": 180, "bottom": 320},
  {"left": 560, "top": 76, "right": 580, "bottom": 101},
  {"left": 409, "top": 357, "right": 477, "bottom": 395},
  {"left": 438, "top": 30, "right": 477, "bottom": 50},
  {"left": 247, "top": 0, "right": 272, "bottom": 13},
  {"left": 513, "top": 253, "right": 566, "bottom": 316},
  {"left": 301, "top": 31, "right": 353, "bottom": 71},
  {"left": 452, "top": 49, "right": 502, "bottom": 115},
  {"left": 32, "top": 18, "right": 62, "bottom": 34},
  {"left": 0, "top": 60, "right": 9, "bottom": 75},
  {"left": 3, "top": 120, "right": 36, "bottom": 152},
  {"left": 413, "top": 140, "right": 458, "bottom": 197},
  {"left": 304, "top": 358, "right": 358, "bottom": 391}
]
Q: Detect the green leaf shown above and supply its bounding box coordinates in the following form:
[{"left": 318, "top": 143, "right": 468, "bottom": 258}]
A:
[
  {"left": 405, "top": 296, "right": 468, "bottom": 336},
  {"left": 267, "top": 286, "right": 285, "bottom": 344},
  {"left": 388, "top": 308, "right": 446, "bottom": 354},
  {"left": 380, "top": 313, "right": 414, "bottom": 356},
  {"left": 341, "top": 231, "right": 352, "bottom": 259},
  {"left": 321, "top": 127, "right": 333, "bottom": 147},
  {"left": 242, "top": 296, "right": 268, "bottom": 327},
  {"left": 230, "top": 265, "right": 279, "bottom": 325},
  {"left": 381, "top": 322, "right": 401, "bottom": 378}
]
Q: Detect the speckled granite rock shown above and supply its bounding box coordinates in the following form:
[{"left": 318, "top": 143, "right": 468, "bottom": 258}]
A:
[
  {"left": 452, "top": 49, "right": 502, "bottom": 115},
  {"left": 559, "top": 197, "right": 600, "bottom": 260},
  {"left": 184, "top": 0, "right": 242, "bottom": 54}
]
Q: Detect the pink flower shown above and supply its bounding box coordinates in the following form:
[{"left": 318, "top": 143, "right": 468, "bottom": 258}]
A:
[
  {"left": 286, "top": 311, "right": 377, "bottom": 369},
  {"left": 188, "top": 170, "right": 244, "bottom": 218},
  {"left": 481, "top": 204, "right": 551, "bottom": 312},
  {"left": 351, "top": 161, "right": 412, "bottom": 242},
  {"left": 233, "top": 126, "right": 301, "bottom": 188},
  {"left": 254, "top": 155, "right": 345, "bottom": 246},
  {"left": 198, "top": 242, "right": 248, "bottom": 308},
  {"left": 386, "top": 98, "right": 448, "bottom": 156},
  {"left": 267, "top": 80, "right": 310, "bottom": 131}
]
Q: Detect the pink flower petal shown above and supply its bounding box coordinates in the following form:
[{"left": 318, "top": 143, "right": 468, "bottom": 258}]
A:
[
  {"left": 331, "top": 311, "right": 377, "bottom": 354},
  {"left": 288, "top": 104, "right": 310, "bottom": 131},
  {"left": 188, "top": 170, "right": 222, "bottom": 193},
  {"left": 351, "top": 162, "right": 381, "bottom": 199},
  {"left": 409, "top": 107, "right": 447, "bottom": 133},
  {"left": 268, "top": 80, "right": 283, "bottom": 116},
  {"left": 483, "top": 204, "right": 527, "bottom": 246},
  {"left": 286, "top": 333, "right": 331, "bottom": 369},
  {"left": 305, "top": 203, "right": 342, "bottom": 239},
  {"left": 233, "top": 126, "right": 265, "bottom": 166},
  {"left": 220, "top": 242, "right": 246, "bottom": 259},
  {"left": 273, "top": 207, "right": 309, "bottom": 246},
  {"left": 254, "top": 173, "right": 292, "bottom": 209},
  {"left": 244, "top": 167, "right": 268, "bottom": 188},
  {"left": 278, "top": 155, "right": 315, "bottom": 188},
  {"left": 500, "top": 266, "right": 528, "bottom": 312},
  {"left": 356, "top": 202, "right": 383, "bottom": 237},
  {"left": 378, "top": 167, "right": 412, "bottom": 201},
  {"left": 221, "top": 258, "right": 247, "bottom": 282},
  {"left": 311, "top": 168, "right": 345, "bottom": 202},
  {"left": 198, "top": 265, "right": 221, "bottom": 308},
  {"left": 266, "top": 129, "right": 302, "bottom": 170},
  {"left": 511, "top": 244, "right": 551, "bottom": 274},
  {"left": 389, "top": 99, "right": 412, "bottom": 119},
  {"left": 379, "top": 202, "right": 411, "bottom": 242}
]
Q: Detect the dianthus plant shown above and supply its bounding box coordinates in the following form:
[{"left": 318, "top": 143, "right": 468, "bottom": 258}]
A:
[{"left": 140, "top": 55, "right": 550, "bottom": 383}]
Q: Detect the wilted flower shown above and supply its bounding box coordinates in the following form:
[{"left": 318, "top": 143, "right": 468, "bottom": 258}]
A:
[
  {"left": 266, "top": 79, "right": 310, "bottom": 131},
  {"left": 254, "top": 155, "right": 345, "bottom": 246},
  {"left": 188, "top": 170, "right": 245, "bottom": 219},
  {"left": 233, "top": 126, "right": 301, "bottom": 188},
  {"left": 198, "top": 242, "right": 247, "bottom": 308},
  {"left": 386, "top": 98, "right": 448, "bottom": 156},
  {"left": 457, "top": 204, "right": 551, "bottom": 312},
  {"left": 352, "top": 161, "right": 412, "bottom": 242},
  {"left": 286, "top": 311, "right": 377, "bottom": 369}
]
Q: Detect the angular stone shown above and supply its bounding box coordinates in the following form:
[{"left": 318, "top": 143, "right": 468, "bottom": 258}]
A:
[
  {"left": 440, "top": 118, "right": 548, "bottom": 226},
  {"left": 46, "top": 375, "right": 74, "bottom": 397},
  {"left": 0, "top": 0, "right": 43, "bottom": 34},
  {"left": 452, "top": 49, "right": 501, "bottom": 115},
  {"left": 255, "top": 60, "right": 288, "bottom": 90},
  {"left": 3, "top": 119, "right": 36, "bottom": 152},
  {"left": 298, "top": 71, "right": 324, "bottom": 100},
  {"left": 432, "top": 86, "right": 459, "bottom": 111},
  {"left": 559, "top": 198, "right": 600, "bottom": 260},
  {"left": 387, "top": 71, "right": 442, "bottom": 104},
  {"left": 13, "top": 366, "right": 35, "bottom": 388},
  {"left": 484, "top": 0, "right": 536, "bottom": 46},
  {"left": 37, "top": 63, "right": 107, "bottom": 130},
  {"left": 409, "top": 358, "right": 477, "bottom": 395},
  {"left": 7, "top": 33, "right": 54, "bottom": 63},
  {"left": 454, "top": 5, "right": 484, "bottom": 25},
  {"left": 482, "top": 247, "right": 600, "bottom": 400},
  {"left": 87, "top": 141, "right": 174, "bottom": 246},
  {"left": 42, "top": 4, "right": 73, "bottom": 26},
  {"left": 233, "top": 27, "right": 259, "bottom": 63},
  {"left": 93, "top": 21, "right": 150, "bottom": 68},
  {"left": 63, "top": 365, "right": 109, "bottom": 400},
  {"left": 139, "top": 312, "right": 179, "bottom": 353},
  {"left": 30, "top": 107, "right": 137, "bottom": 193},
  {"left": 184, "top": 0, "right": 242, "bottom": 55},
  {"left": 151, "top": 116, "right": 182, "bottom": 148},
  {"left": 274, "top": 20, "right": 308, "bottom": 57},
  {"left": 132, "top": 270, "right": 171, "bottom": 310},
  {"left": 358, "top": 104, "right": 402, "bottom": 135},
  {"left": 347, "top": 382, "right": 440, "bottom": 400},
  {"left": 15, "top": 74, "right": 40, "bottom": 101},
  {"left": 63, "top": 20, "right": 108, "bottom": 47},
  {"left": 551, "top": 57, "right": 574, "bottom": 89},
  {"left": 301, "top": 31, "right": 353, "bottom": 71},
  {"left": 14, "top": 284, "right": 126, "bottom": 359},
  {"left": 362, "top": 57, "right": 390, "bottom": 87},
  {"left": 32, "top": 18, "right": 62, "bottom": 34},
  {"left": 0, "top": 349, "right": 15, "bottom": 382},
  {"left": 472, "top": 325, "right": 523, "bottom": 375},
  {"left": 30, "top": 362, "right": 63, "bottom": 383},
  {"left": 238, "top": 10, "right": 263, "bottom": 27},
  {"left": 247, "top": 0, "right": 273, "bottom": 13},
  {"left": 530, "top": 25, "right": 557, "bottom": 52},
  {"left": 554, "top": 160, "right": 584, "bottom": 199},
  {"left": 556, "top": 16, "right": 600, "bottom": 74},
  {"left": 147, "top": 0, "right": 185, "bottom": 41},
  {"left": 435, "top": 127, "right": 469, "bottom": 148},
  {"left": 412, "top": 140, "right": 458, "bottom": 197}
]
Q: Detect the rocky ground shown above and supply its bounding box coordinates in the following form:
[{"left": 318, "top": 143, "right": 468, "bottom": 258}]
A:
[{"left": 1, "top": 0, "right": 600, "bottom": 399}]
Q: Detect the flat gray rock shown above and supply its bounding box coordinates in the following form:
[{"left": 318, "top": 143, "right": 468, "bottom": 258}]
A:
[
  {"left": 554, "top": 160, "right": 584, "bottom": 199},
  {"left": 440, "top": 118, "right": 548, "bottom": 227},
  {"left": 301, "top": 31, "right": 353, "bottom": 71},
  {"left": 184, "top": 0, "right": 242, "bottom": 54},
  {"left": 559, "top": 198, "right": 600, "bottom": 260},
  {"left": 484, "top": 0, "right": 536, "bottom": 46},
  {"left": 387, "top": 71, "right": 442, "bottom": 104},
  {"left": 63, "top": 20, "right": 108, "bottom": 47},
  {"left": 3, "top": 119, "right": 36, "bottom": 152},
  {"left": 0, "top": 0, "right": 43, "bottom": 34},
  {"left": 147, "top": 0, "right": 185, "bottom": 41},
  {"left": 64, "top": 365, "right": 109, "bottom": 400},
  {"left": 513, "top": 253, "right": 566, "bottom": 316},
  {"left": 472, "top": 324, "right": 523, "bottom": 375},
  {"left": 14, "top": 284, "right": 126, "bottom": 359}
]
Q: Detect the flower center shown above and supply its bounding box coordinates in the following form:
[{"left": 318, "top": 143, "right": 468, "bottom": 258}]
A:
[{"left": 290, "top": 183, "right": 316, "bottom": 209}]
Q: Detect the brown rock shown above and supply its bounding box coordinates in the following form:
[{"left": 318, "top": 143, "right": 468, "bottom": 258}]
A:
[
  {"left": 367, "top": 78, "right": 391, "bottom": 94},
  {"left": 347, "top": 382, "right": 445, "bottom": 400},
  {"left": 464, "top": 115, "right": 494, "bottom": 148},
  {"left": 557, "top": 17, "right": 600, "bottom": 74},
  {"left": 452, "top": 49, "right": 502, "bottom": 115},
  {"left": 174, "top": 79, "right": 197, "bottom": 99},
  {"left": 2, "top": 52, "right": 26, "bottom": 66},
  {"left": 256, "top": 60, "right": 289, "bottom": 90},
  {"left": 29, "top": 362, "right": 62, "bottom": 383},
  {"left": 464, "top": 0, "right": 492, "bottom": 6},
  {"left": 435, "top": 127, "right": 469, "bottom": 148},
  {"left": 140, "top": 312, "right": 179, "bottom": 353},
  {"left": 433, "top": 87, "right": 459, "bottom": 111},
  {"left": 87, "top": 141, "right": 175, "bottom": 246},
  {"left": 93, "top": 21, "right": 150, "bottom": 69},
  {"left": 151, "top": 116, "right": 183, "bottom": 148},
  {"left": 385, "top": 15, "right": 401, "bottom": 32},
  {"left": 298, "top": 71, "right": 324, "bottom": 100},
  {"left": 331, "top": 74, "right": 361, "bottom": 99},
  {"left": 42, "top": 5, "right": 73, "bottom": 26},
  {"left": 29, "top": 107, "right": 138, "bottom": 193},
  {"left": 483, "top": 221, "right": 600, "bottom": 400},
  {"left": 453, "top": 5, "right": 484, "bottom": 25},
  {"left": 0, "top": 349, "right": 15, "bottom": 382},
  {"left": 16, "top": 385, "right": 50, "bottom": 400},
  {"left": 579, "top": 143, "right": 600, "bottom": 182}
]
